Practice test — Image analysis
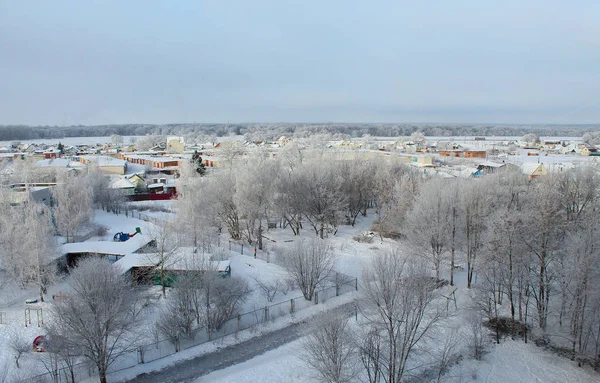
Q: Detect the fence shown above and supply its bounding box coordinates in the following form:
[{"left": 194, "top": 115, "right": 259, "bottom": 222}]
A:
[{"left": 30, "top": 273, "right": 358, "bottom": 383}]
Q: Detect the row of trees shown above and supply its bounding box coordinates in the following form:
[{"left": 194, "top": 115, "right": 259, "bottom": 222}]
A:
[
  {"left": 403, "top": 166, "right": 600, "bottom": 365},
  {"left": 176, "top": 152, "right": 420, "bottom": 250},
  {"left": 1, "top": 123, "right": 598, "bottom": 141}
]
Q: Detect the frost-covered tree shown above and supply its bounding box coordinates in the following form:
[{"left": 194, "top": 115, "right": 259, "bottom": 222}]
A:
[
  {"left": 110, "top": 134, "right": 123, "bottom": 147},
  {"left": 52, "top": 172, "right": 94, "bottom": 242},
  {"left": 146, "top": 217, "right": 181, "bottom": 297},
  {"left": 206, "top": 171, "right": 241, "bottom": 240},
  {"left": 135, "top": 134, "right": 164, "bottom": 151},
  {"left": 459, "top": 180, "right": 490, "bottom": 289},
  {"left": 300, "top": 314, "right": 358, "bottom": 383},
  {"left": 281, "top": 238, "right": 336, "bottom": 301},
  {"left": 520, "top": 176, "right": 564, "bottom": 330},
  {"left": 299, "top": 160, "right": 347, "bottom": 238},
  {"left": 46, "top": 258, "right": 142, "bottom": 383},
  {"left": 521, "top": 133, "right": 540, "bottom": 144},
  {"left": 0, "top": 202, "right": 57, "bottom": 302},
  {"left": 405, "top": 178, "right": 454, "bottom": 280},
  {"left": 234, "top": 158, "right": 277, "bottom": 249},
  {"left": 360, "top": 251, "right": 443, "bottom": 383}
]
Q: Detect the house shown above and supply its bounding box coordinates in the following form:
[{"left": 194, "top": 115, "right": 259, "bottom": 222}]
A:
[
  {"left": 111, "top": 177, "right": 136, "bottom": 195},
  {"left": 464, "top": 150, "right": 487, "bottom": 159},
  {"left": 581, "top": 146, "right": 599, "bottom": 156},
  {"left": 44, "top": 150, "right": 59, "bottom": 159},
  {"left": 476, "top": 161, "right": 520, "bottom": 175},
  {"left": 521, "top": 163, "right": 548, "bottom": 180},
  {"left": 34, "top": 158, "right": 87, "bottom": 174},
  {"left": 127, "top": 173, "right": 147, "bottom": 193},
  {"left": 79, "top": 156, "right": 127, "bottom": 174},
  {"left": 115, "top": 248, "right": 232, "bottom": 287},
  {"left": 409, "top": 155, "right": 434, "bottom": 166},
  {"left": 56, "top": 235, "right": 156, "bottom": 271},
  {"left": 121, "top": 154, "right": 180, "bottom": 169},
  {"left": 166, "top": 136, "right": 185, "bottom": 154},
  {"left": 439, "top": 150, "right": 463, "bottom": 157}
]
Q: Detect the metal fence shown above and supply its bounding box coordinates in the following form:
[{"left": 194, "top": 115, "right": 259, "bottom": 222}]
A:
[{"left": 29, "top": 274, "right": 357, "bottom": 383}]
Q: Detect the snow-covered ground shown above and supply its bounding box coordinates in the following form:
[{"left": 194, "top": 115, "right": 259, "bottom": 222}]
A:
[
  {"left": 196, "top": 337, "right": 600, "bottom": 383},
  {"left": 196, "top": 339, "right": 308, "bottom": 383},
  {"left": 446, "top": 340, "right": 600, "bottom": 383}
]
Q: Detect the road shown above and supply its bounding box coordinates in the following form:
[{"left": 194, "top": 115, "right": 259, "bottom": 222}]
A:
[{"left": 124, "top": 303, "right": 356, "bottom": 383}]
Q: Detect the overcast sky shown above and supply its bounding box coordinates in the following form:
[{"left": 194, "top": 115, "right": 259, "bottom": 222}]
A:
[{"left": 1, "top": 1, "right": 598, "bottom": 125}]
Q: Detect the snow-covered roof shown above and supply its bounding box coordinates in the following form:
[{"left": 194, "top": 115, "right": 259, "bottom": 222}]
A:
[
  {"left": 520, "top": 163, "right": 543, "bottom": 175},
  {"left": 478, "top": 161, "right": 504, "bottom": 168},
  {"left": 117, "top": 247, "right": 231, "bottom": 273},
  {"left": 124, "top": 154, "right": 180, "bottom": 163},
  {"left": 58, "top": 234, "right": 153, "bottom": 258},
  {"left": 81, "top": 156, "right": 127, "bottom": 167},
  {"left": 34, "top": 158, "right": 71, "bottom": 167},
  {"left": 111, "top": 177, "right": 136, "bottom": 189}
]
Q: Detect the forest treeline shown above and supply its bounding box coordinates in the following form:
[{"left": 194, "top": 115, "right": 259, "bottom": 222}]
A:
[{"left": 1, "top": 123, "right": 599, "bottom": 141}]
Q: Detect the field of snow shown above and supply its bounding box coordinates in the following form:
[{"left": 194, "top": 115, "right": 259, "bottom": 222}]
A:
[{"left": 197, "top": 337, "right": 600, "bottom": 383}]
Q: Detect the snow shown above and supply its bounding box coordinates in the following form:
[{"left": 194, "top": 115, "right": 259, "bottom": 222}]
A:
[
  {"left": 445, "top": 340, "right": 600, "bottom": 383},
  {"left": 33, "top": 158, "right": 71, "bottom": 167},
  {"left": 80, "top": 155, "right": 127, "bottom": 167},
  {"left": 195, "top": 339, "right": 309, "bottom": 383},
  {"left": 59, "top": 235, "right": 152, "bottom": 257},
  {"left": 111, "top": 177, "right": 136, "bottom": 189},
  {"left": 115, "top": 248, "right": 231, "bottom": 273}
]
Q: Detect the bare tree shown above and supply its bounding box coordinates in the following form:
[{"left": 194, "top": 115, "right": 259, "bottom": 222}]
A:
[
  {"left": 45, "top": 258, "right": 142, "bottom": 383},
  {"left": 466, "top": 310, "right": 486, "bottom": 360},
  {"left": 204, "top": 276, "right": 252, "bottom": 331},
  {"left": 520, "top": 176, "right": 564, "bottom": 330},
  {"left": 555, "top": 165, "right": 599, "bottom": 221},
  {"left": 8, "top": 331, "right": 29, "bottom": 368},
  {"left": 562, "top": 214, "right": 600, "bottom": 362},
  {"left": 300, "top": 314, "right": 358, "bottom": 383},
  {"left": 156, "top": 285, "right": 196, "bottom": 351},
  {"left": 281, "top": 238, "right": 336, "bottom": 301},
  {"left": 356, "top": 325, "right": 383, "bottom": 383},
  {"left": 146, "top": 217, "right": 181, "bottom": 297},
  {"left": 206, "top": 171, "right": 242, "bottom": 240},
  {"left": 360, "top": 251, "right": 444, "bottom": 383},
  {"left": 459, "top": 180, "right": 490, "bottom": 289}
]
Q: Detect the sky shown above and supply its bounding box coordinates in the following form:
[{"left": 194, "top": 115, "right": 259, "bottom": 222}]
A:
[{"left": 1, "top": 1, "right": 599, "bottom": 125}]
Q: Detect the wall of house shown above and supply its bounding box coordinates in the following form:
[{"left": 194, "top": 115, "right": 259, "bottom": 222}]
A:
[{"left": 100, "top": 165, "right": 125, "bottom": 175}]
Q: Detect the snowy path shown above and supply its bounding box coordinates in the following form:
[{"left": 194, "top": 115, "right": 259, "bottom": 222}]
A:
[{"left": 123, "top": 302, "right": 355, "bottom": 383}]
